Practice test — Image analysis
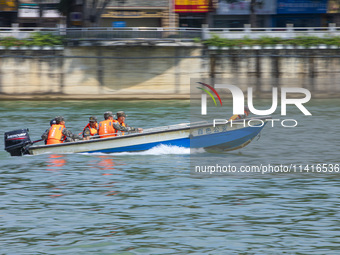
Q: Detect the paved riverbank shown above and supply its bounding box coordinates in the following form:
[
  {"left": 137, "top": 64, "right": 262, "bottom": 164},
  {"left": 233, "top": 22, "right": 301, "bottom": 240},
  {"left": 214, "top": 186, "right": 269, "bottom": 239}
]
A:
[
  {"left": 1, "top": 92, "right": 339, "bottom": 100},
  {"left": 0, "top": 93, "right": 191, "bottom": 100}
]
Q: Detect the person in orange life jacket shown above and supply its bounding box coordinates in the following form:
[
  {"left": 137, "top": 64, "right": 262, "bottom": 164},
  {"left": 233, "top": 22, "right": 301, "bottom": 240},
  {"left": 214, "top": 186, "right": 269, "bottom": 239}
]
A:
[
  {"left": 82, "top": 116, "right": 98, "bottom": 140},
  {"left": 50, "top": 118, "right": 57, "bottom": 126},
  {"left": 41, "top": 116, "right": 82, "bottom": 145},
  {"left": 98, "top": 111, "right": 117, "bottom": 138},
  {"left": 43, "top": 118, "right": 57, "bottom": 144},
  {"left": 228, "top": 106, "right": 250, "bottom": 121},
  {"left": 116, "top": 111, "right": 143, "bottom": 136},
  {"left": 98, "top": 111, "right": 139, "bottom": 138}
]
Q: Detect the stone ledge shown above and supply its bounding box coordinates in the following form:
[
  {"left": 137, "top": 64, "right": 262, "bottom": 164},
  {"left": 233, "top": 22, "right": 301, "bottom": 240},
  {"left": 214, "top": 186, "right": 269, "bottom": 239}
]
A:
[
  {"left": 1, "top": 92, "right": 339, "bottom": 100},
  {"left": 208, "top": 45, "right": 339, "bottom": 50},
  {"left": 0, "top": 46, "right": 64, "bottom": 50},
  {"left": 68, "top": 39, "right": 200, "bottom": 47},
  {"left": 0, "top": 94, "right": 191, "bottom": 100}
]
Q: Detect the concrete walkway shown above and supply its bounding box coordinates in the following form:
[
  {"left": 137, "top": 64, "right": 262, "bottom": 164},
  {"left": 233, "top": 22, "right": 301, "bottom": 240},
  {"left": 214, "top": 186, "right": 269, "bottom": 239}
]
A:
[
  {"left": 0, "top": 93, "right": 191, "bottom": 100},
  {"left": 1, "top": 92, "right": 339, "bottom": 100}
]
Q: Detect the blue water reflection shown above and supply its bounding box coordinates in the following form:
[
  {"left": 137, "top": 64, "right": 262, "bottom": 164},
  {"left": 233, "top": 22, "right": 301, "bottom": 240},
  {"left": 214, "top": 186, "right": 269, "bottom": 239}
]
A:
[{"left": 0, "top": 99, "right": 339, "bottom": 254}]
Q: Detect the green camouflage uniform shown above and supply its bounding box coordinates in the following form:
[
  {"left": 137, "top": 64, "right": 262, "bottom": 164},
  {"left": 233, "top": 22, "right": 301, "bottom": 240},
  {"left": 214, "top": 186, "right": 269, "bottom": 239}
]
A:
[
  {"left": 112, "top": 122, "right": 137, "bottom": 132},
  {"left": 83, "top": 126, "right": 99, "bottom": 138}
]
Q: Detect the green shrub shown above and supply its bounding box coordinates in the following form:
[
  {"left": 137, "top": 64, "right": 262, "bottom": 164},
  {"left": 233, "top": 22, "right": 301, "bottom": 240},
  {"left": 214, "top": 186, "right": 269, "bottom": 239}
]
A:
[
  {"left": 0, "top": 37, "right": 24, "bottom": 47},
  {"left": 257, "top": 36, "right": 283, "bottom": 45},
  {"left": 323, "top": 36, "right": 340, "bottom": 46},
  {"left": 0, "top": 32, "right": 64, "bottom": 47},
  {"left": 201, "top": 35, "right": 340, "bottom": 48},
  {"left": 28, "top": 32, "right": 64, "bottom": 46},
  {"left": 293, "top": 36, "right": 323, "bottom": 47}
]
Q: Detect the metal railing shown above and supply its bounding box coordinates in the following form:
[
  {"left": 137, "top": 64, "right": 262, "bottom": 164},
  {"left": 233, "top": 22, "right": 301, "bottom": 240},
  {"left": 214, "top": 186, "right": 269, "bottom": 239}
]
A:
[
  {"left": 0, "top": 27, "right": 59, "bottom": 40},
  {"left": 0, "top": 27, "right": 203, "bottom": 41},
  {"left": 205, "top": 24, "right": 340, "bottom": 39},
  {"left": 65, "top": 27, "right": 202, "bottom": 41},
  {"left": 1, "top": 24, "right": 340, "bottom": 41}
]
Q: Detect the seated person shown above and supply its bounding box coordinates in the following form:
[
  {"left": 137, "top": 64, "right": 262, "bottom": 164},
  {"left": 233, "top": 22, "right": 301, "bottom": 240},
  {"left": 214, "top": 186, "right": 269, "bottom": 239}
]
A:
[
  {"left": 229, "top": 106, "right": 250, "bottom": 121},
  {"left": 42, "top": 116, "right": 82, "bottom": 144},
  {"left": 115, "top": 111, "right": 143, "bottom": 136},
  {"left": 98, "top": 111, "right": 142, "bottom": 138},
  {"left": 82, "top": 116, "right": 98, "bottom": 140}
]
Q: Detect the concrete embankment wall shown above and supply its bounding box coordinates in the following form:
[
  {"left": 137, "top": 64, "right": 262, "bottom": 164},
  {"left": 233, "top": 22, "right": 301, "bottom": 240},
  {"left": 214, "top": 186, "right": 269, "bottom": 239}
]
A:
[
  {"left": 209, "top": 47, "right": 340, "bottom": 97},
  {"left": 0, "top": 46, "right": 339, "bottom": 99}
]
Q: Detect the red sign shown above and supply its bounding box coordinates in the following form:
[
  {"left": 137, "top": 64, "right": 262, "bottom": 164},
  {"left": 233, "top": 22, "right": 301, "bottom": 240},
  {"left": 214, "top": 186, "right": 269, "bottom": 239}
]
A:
[{"left": 175, "top": 0, "right": 212, "bottom": 13}]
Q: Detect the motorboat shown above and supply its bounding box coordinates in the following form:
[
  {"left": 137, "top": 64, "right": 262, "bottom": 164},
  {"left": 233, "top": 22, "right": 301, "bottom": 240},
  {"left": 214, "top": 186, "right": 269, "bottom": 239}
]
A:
[{"left": 4, "top": 117, "right": 270, "bottom": 156}]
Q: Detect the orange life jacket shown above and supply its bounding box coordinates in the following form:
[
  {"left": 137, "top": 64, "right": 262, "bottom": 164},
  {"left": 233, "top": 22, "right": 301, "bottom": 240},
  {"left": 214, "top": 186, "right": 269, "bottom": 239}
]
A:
[
  {"left": 119, "top": 122, "right": 126, "bottom": 136},
  {"left": 82, "top": 123, "right": 98, "bottom": 137},
  {"left": 229, "top": 114, "right": 242, "bottom": 121},
  {"left": 98, "top": 119, "right": 117, "bottom": 138},
  {"left": 46, "top": 124, "right": 65, "bottom": 144},
  {"left": 229, "top": 113, "right": 249, "bottom": 122}
]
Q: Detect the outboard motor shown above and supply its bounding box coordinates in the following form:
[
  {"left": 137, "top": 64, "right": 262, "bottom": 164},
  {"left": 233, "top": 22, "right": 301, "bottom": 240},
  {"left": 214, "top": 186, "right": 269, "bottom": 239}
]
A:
[{"left": 4, "top": 129, "right": 31, "bottom": 156}]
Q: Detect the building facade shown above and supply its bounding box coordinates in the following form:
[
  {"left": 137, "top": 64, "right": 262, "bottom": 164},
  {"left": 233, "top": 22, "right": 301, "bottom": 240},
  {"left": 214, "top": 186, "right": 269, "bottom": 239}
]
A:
[
  {"left": 214, "top": 0, "right": 330, "bottom": 28},
  {"left": 274, "top": 0, "right": 328, "bottom": 27},
  {"left": 6, "top": 0, "right": 340, "bottom": 29},
  {"left": 17, "top": 0, "right": 63, "bottom": 27},
  {"left": 215, "top": 0, "right": 275, "bottom": 27},
  {"left": 100, "top": 0, "right": 178, "bottom": 28},
  {"left": 174, "top": 0, "right": 216, "bottom": 28},
  {"left": 0, "top": 0, "right": 18, "bottom": 26}
]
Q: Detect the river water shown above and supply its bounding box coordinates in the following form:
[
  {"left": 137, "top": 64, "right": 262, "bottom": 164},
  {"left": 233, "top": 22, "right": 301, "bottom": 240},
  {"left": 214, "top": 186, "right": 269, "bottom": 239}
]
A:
[{"left": 0, "top": 99, "right": 339, "bottom": 254}]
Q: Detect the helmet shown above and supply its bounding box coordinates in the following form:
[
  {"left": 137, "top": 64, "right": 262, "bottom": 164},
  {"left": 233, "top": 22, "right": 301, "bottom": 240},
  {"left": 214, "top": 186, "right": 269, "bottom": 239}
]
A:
[
  {"left": 104, "top": 111, "right": 113, "bottom": 120},
  {"left": 116, "top": 111, "right": 126, "bottom": 118},
  {"left": 55, "top": 116, "right": 64, "bottom": 124},
  {"left": 50, "top": 118, "right": 57, "bottom": 126},
  {"left": 89, "top": 116, "right": 97, "bottom": 122},
  {"left": 244, "top": 106, "right": 250, "bottom": 116}
]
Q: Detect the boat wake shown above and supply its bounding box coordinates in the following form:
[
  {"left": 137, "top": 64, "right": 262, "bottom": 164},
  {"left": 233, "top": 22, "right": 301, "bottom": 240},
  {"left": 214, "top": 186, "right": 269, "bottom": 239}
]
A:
[
  {"left": 83, "top": 145, "right": 205, "bottom": 156},
  {"left": 115, "top": 145, "right": 191, "bottom": 155}
]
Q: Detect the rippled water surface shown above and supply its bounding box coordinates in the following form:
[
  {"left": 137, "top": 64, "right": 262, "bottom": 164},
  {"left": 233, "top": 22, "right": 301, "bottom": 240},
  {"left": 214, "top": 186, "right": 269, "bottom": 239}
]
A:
[{"left": 0, "top": 99, "right": 339, "bottom": 254}]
